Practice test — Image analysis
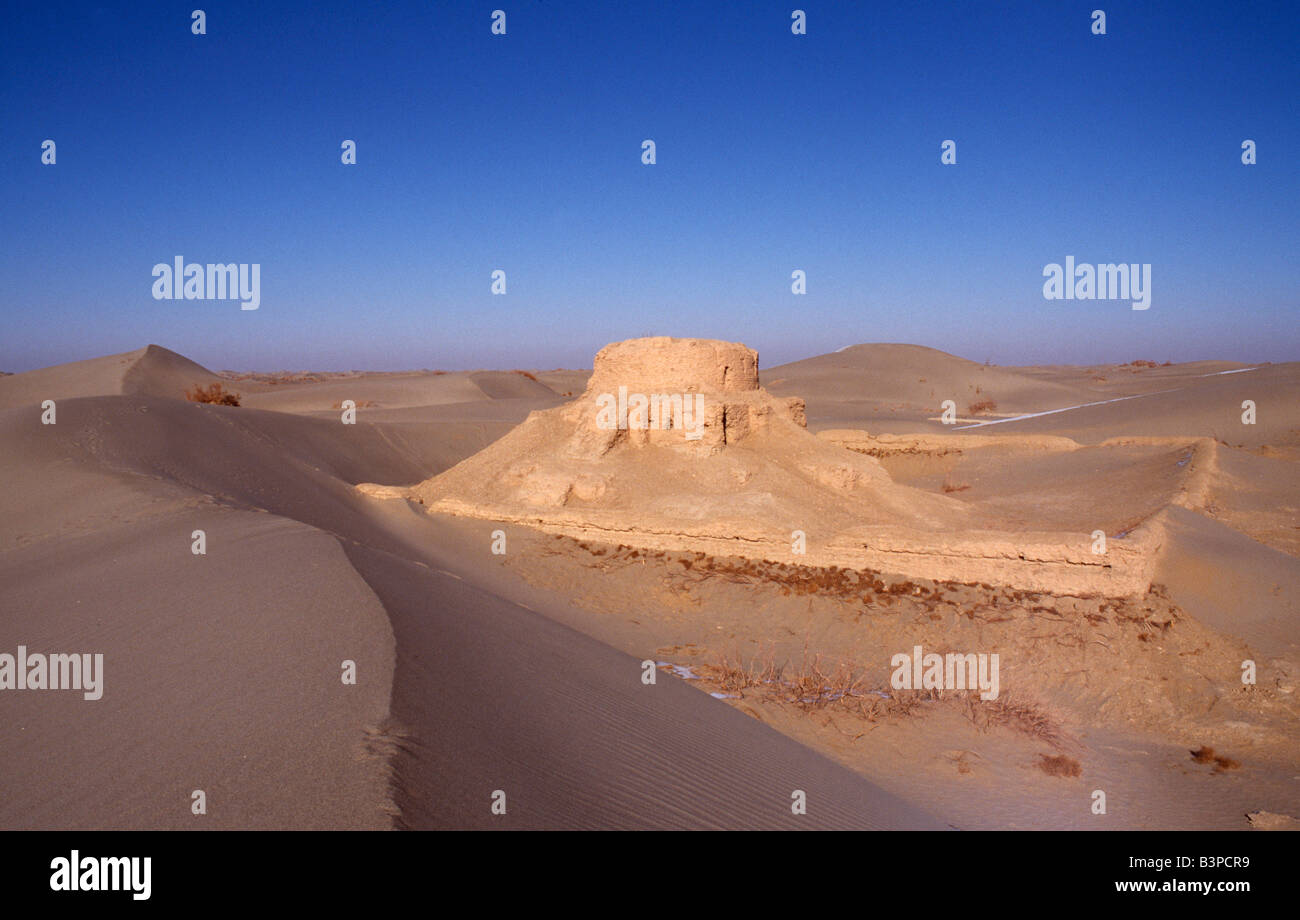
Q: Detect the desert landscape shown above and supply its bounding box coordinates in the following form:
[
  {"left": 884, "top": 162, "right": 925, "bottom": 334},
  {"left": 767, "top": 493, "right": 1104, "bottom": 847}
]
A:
[
  {"left": 2, "top": 338, "right": 1296, "bottom": 830},
  {"left": 5, "top": 5, "right": 1297, "bottom": 908}
]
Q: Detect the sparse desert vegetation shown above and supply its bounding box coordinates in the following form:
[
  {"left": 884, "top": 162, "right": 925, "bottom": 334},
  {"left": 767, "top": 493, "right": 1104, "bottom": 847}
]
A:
[
  {"left": 220, "top": 370, "right": 343, "bottom": 385},
  {"left": 941, "top": 473, "right": 971, "bottom": 493},
  {"left": 1037, "top": 754, "right": 1082, "bottom": 777},
  {"left": 184, "top": 382, "right": 241, "bottom": 406},
  {"left": 693, "top": 645, "right": 1068, "bottom": 750},
  {"left": 517, "top": 532, "right": 1292, "bottom": 783},
  {"left": 1190, "top": 746, "right": 1240, "bottom": 773}
]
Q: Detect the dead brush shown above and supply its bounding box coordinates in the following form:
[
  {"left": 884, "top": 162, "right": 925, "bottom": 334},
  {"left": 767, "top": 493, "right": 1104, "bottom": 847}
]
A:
[
  {"left": 1190, "top": 746, "right": 1240, "bottom": 773},
  {"left": 705, "top": 645, "right": 783, "bottom": 696},
  {"left": 561, "top": 538, "right": 950, "bottom": 609},
  {"left": 1037, "top": 754, "right": 1082, "bottom": 777},
  {"left": 781, "top": 654, "right": 871, "bottom": 709},
  {"left": 941, "top": 473, "right": 971, "bottom": 493},
  {"left": 962, "top": 694, "right": 1068, "bottom": 751},
  {"left": 184, "top": 382, "right": 241, "bottom": 406},
  {"left": 699, "top": 645, "right": 921, "bottom": 724}
]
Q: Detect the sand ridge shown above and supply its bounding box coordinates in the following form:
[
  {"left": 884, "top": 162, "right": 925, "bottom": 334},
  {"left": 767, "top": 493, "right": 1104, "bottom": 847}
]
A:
[
  {"left": 0, "top": 344, "right": 220, "bottom": 410},
  {"left": 0, "top": 383, "right": 941, "bottom": 828}
]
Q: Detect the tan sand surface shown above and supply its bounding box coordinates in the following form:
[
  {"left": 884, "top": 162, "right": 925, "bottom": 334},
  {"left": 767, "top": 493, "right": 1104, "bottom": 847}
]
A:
[
  {"left": 3, "top": 339, "right": 1295, "bottom": 830},
  {"left": 0, "top": 386, "right": 941, "bottom": 829}
]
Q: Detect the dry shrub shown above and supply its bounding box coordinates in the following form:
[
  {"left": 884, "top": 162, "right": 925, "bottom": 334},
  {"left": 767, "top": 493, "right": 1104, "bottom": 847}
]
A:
[
  {"left": 219, "top": 371, "right": 330, "bottom": 385},
  {"left": 512, "top": 369, "right": 539, "bottom": 382},
  {"left": 570, "top": 539, "right": 929, "bottom": 605},
  {"left": 700, "top": 647, "right": 921, "bottom": 725},
  {"left": 1037, "top": 754, "right": 1082, "bottom": 777},
  {"left": 942, "top": 474, "right": 971, "bottom": 493},
  {"left": 698, "top": 647, "right": 1068, "bottom": 747},
  {"left": 332, "top": 399, "right": 378, "bottom": 409},
  {"left": 559, "top": 540, "right": 1081, "bottom": 746},
  {"left": 967, "top": 398, "right": 997, "bottom": 415},
  {"left": 185, "top": 383, "right": 240, "bottom": 406},
  {"left": 1190, "top": 746, "right": 1240, "bottom": 772},
  {"left": 1123, "top": 359, "right": 1158, "bottom": 368},
  {"left": 968, "top": 696, "right": 1066, "bottom": 750}
]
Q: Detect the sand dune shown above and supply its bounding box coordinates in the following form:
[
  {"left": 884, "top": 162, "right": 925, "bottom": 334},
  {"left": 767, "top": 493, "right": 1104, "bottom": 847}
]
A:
[
  {"left": 236, "top": 370, "right": 567, "bottom": 415},
  {"left": 0, "top": 505, "right": 397, "bottom": 830},
  {"left": 345, "top": 537, "right": 943, "bottom": 829},
  {"left": 3, "top": 340, "right": 1296, "bottom": 831},
  {"left": 958, "top": 363, "right": 1299, "bottom": 449},
  {"left": 764, "top": 343, "right": 1095, "bottom": 420},
  {"left": 0, "top": 345, "right": 577, "bottom": 419},
  {"left": 764, "top": 345, "right": 1294, "bottom": 449},
  {"left": 0, "top": 389, "right": 940, "bottom": 829},
  {"left": 1156, "top": 507, "right": 1300, "bottom": 660},
  {"left": 466, "top": 371, "right": 561, "bottom": 400},
  {"left": 238, "top": 373, "right": 492, "bottom": 413},
  {"left": 0, "top": 344, "right": 220, "bottom": 409}
]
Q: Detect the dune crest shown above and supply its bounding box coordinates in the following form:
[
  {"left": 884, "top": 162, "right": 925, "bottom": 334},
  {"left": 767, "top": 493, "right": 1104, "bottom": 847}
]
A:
[{"left": 0, "top": 344, "right": 219, "bottom": 409}]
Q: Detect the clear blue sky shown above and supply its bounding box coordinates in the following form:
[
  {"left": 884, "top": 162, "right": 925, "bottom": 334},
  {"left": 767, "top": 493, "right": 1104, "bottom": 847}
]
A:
[{"left": 2, "top": 1, "right": 1296, "bottom": 372}]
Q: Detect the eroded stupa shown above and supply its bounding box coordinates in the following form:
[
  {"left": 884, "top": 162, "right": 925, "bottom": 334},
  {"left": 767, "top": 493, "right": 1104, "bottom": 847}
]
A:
[{"left": 360, "top": 337, "right": 1160, "bottom": 596}]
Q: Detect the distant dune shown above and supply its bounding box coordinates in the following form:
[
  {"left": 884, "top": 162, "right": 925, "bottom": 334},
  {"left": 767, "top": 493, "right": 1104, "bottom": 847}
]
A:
[
  {"left": 764, "top": 343, "right": 1091, "bottom": 417},
  {"left": 763, "top": 343, "right": 1291, "bottom": 451},
  {"left": 236, "top": 370, "right": 570, "bottom": 415},
  {"left": 0, "top": 344, "right": 220, "bottom": 409}
]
